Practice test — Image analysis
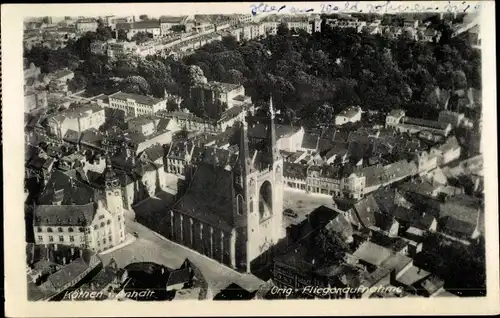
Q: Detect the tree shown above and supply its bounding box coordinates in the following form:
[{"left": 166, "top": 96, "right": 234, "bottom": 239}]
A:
[
  {"left": 122, "top": 75, "right": 152, "bottom": 95},
  {"left": 131, "top": 32, "right": 153, "bottom": 45},
  {"left": 225, "top": 69, "right": 243, "bottom": 84},
  {"left": 117, "top": 29, "right": 128, "bottom": 41}
]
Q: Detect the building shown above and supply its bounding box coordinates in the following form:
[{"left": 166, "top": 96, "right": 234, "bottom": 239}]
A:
[
  {"left": 108, "top": 91, "right": 168, "bottom": 117},
  {"left": 248, "top": 123, "right": 304, "bottom": 153},
  {"left": 438, "top": 110, "right": 465, "bottom": 128},
  {"left": 116, "top": 20, "right": 161, "bottom": 40},
  {"left": 106, "top": 40, "right": 138, "bottom": 58},
  {"left": 385, "top": 110, "right": 452, "bottom": 137},
  {"left": 429, "top": 137, "right": 461, "bottom": 166},
  {"left": 24, "top": 59, "right": 41, "bottom": 80},
  {"left": 159, "top": 16, "right": 189, "bottom": 35},
  {"left": 326, "top": 16, "right": 367, "bottom": 32},
  {"left": 165, "top": 99, "right": 285, "bottom": 272},
  {"left": 190, "top": 81, "right": 246, "bottom": 117},
  {"left": 335, "top": 107, "right": 362, "bottom": 126},
  {"left": 90, "top": 40, "right": 108, "bottom": 55},
  {"left": 25, "top": 90, "right": 48, "bottom": 113},
  {"left": 49, "top": 69, "right": 75, "bottom": 83},
  {"left": 75, "top": 19, "right": 98, "bottom": 33},
  {"left": 33, "top": 163, "right": 127, "bottom": 253},
  {"left": 46, "top": 104, "right": 105, "bottom": 139}
]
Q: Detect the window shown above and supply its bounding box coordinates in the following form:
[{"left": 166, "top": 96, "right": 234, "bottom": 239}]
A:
[
  {"left": 103, "top": 238, "right": 107, "bottom": 244},
  {"left": 49, "top": 236, "right": 54, "bottom": 242},
  {"left": 59, "top": 236, "right": 64, "bottom": 242},
  {"left": 79, "top": 227, "right": 85, "bottom": 232},
  {"left": 68, "top": 227, "right": 74, "bottom": 232},
  {"left": 47, "top": 227, "right": 53, "bottom": 232},
  {"left": 108, "top": 236, "right": 112, "bottom": 242},
  {"left": 80, "top": 236, "right": 85, "bottom": 242},
  {"left": 97, "top": 241, "right": 100, "bottom": 246},
  {"left": 58, "top": 227, "right": 63, "bottom": 232},
  {"left": 99, "top": 215, "right": 105, "bottom": 220},
  {"left": 94, "top": 225, "right": 98, "bottom": 230},
  {"left": 107, "top": 220, "right": 111, "bottom": 225},
  {"left": 38, "top": 235, "right": 43, "bottom": 242},
  {"left": 70, "top": 236, "right": 74, "bottom": 242},
  {"left": 37, "top": 227, "right": 42, "bottom": 232}
]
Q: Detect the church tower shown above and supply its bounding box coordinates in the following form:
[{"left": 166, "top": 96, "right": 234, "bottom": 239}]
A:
[
  {"left": 234, "top": 96, "right": 285, "bottom": 273},
  {"left": 104, "top": 156, "right": 123, "bottom": 215}
]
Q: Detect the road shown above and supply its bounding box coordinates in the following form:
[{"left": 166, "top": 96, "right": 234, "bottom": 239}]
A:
[{"left": 99, "top": 210, "right": 264, "bottom": 297}]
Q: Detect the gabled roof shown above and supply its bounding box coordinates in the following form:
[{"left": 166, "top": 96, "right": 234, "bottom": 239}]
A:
[
  {"left": 353, "top": 241, "right": 393, "bottom": 266},
  {"left": 47, "top": 258, "right": 90, "bottom": 290},
  {"left": 166, "top": 267, "right": 191, "bottom": 287},
  {"left": 351, "top": 195, "right": 380, "bottom": 228},
  {"left": 301, "top": 133, "right": 319, "bottom": 150},
  {"left": 143, "top": 144, "right": 165, "bottom": 162}
]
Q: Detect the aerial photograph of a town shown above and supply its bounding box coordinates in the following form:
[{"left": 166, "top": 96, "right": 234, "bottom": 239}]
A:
[{"left": 22, "top": 6, "right": 485, "bottom": 302}]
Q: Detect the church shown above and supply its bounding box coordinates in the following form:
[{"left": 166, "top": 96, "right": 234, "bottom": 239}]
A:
[{"left": 165, "top": 98, "right": 285, "bottom": 272}]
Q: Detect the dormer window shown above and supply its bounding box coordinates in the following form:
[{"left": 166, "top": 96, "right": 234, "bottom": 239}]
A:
[
  {"left": 68, "top": 227, "right": 74, "bottom": 232},
  {"left": 37, "top": 227, "right": 42, "bottom": 232},
  {"left": 58, "top": 227, "right": 63, "bottom": 232},
  {"left": 47, "top": 227, "right": 53, "bottom": 232}
]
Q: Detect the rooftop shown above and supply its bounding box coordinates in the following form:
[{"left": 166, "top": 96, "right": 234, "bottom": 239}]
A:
[
  {"left": 352, "top": 241, "right": 393, "bottom": 266},
  {"left": 110, "top": 91, "right": 165, "bottom": 106}
]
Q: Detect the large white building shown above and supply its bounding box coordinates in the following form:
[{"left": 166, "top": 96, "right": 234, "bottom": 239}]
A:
[
  {"left": 335, "top": 106, "right": 362, "bottom": 126},
  {"left": 108, "top": 91, "right": 168, "bottom": 117},
  {"left": 33, "top": 164, "right": 126, "bottom": 253},
  {"left": 46, "top": 104, "right": 105, "bottom": 139},
  {"left": 75, "top": 18, "right": 98, "bottom": 33},
  {"left": 116, "top": 20, "right": 162, "bottom": 40}
]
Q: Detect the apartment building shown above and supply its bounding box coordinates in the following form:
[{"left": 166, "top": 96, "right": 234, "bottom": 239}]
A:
[
  {"left": 108, "top": 91, "right": 167, "bottom": 117},
  {"left": 75, "top": 19, "right": 98, "bottom": 33}
]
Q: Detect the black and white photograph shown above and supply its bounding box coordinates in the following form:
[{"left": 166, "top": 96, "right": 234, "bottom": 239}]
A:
[{"left": 2, "top": 1, "right": 499, "bottom": 316}]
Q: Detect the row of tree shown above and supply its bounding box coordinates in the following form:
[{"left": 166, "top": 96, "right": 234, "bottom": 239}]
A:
[{"left": 24, "top": 21, "right": 481, "bottom": 125}]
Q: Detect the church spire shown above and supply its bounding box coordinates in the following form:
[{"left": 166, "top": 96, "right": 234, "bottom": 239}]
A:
[{"left": 267, "top": 95, "right": 279, "bottom": 162}]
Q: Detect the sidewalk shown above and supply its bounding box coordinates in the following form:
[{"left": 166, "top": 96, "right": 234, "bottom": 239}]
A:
[{"left": 99, "top": 233, "right": 137, "bottom": 255}]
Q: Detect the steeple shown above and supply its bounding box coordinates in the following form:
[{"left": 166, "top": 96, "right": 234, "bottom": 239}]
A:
[
  {"left": 239, "top": 119, "right": 253, "bottom": 174},
  {"left": 267, "top": 96, "right": 279, "bottom": 162},
  {"left": 104, "top": 155, "right": 119, "bottom": 188}
]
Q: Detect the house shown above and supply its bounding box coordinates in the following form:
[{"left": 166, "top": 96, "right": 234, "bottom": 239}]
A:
[
  {"left": 46, "top": 104, "right": 105, "bottom": 139},
  {"left": 438, "top": 194, "right": 483, "bottom": 241},
  {"left": 438, "top": 110, "right": 465, "bottom": 128},
  {"left": 352, "top": 241, "right": 393, "bottom": 268},
  {"left": 190, "top": 81, "right": 246, "bottom": 117},
  {"left": 335, "top": 106, "right": 362, "bottom": 126},
  {"left": 106, "top": 40, "right": 139, "bottom": 58},
  {"left": 116, "top": 20, "right": 162, "bottom": 40},
  {"left": 429, "top": 136, "right": 461, "bottom": 166},
  {"left": 159, "top": 16, "right": 189, "bottom": 35},
  {"left": 213, "top": 283, "right": 257, "bottom": 300},
  {"left": 33, "top": 165, "right": 127, "bottom": 253},
  {"left": 300, "top": 132, "right": 319, "bottom": 154},
  {"left": 248, "top": 123, "right": 304, "bottom": 153},
  {"left": 49, "top": 69, "right": 75, "bottom": 82}
]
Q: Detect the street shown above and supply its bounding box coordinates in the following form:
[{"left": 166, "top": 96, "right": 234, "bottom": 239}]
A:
[{"left": 99, "top": 211, "right": 264, "bottom": 297}]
